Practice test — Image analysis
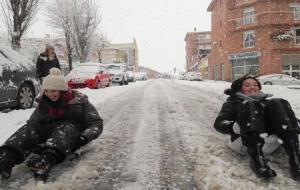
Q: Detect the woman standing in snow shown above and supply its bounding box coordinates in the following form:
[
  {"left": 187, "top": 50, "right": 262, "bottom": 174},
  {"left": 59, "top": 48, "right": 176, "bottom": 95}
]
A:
[
  {"left": 36, "top": 44, "right": 61, "bottom": 83},
  {"left": 0, "top": 68, "right": 103, "bottom": 181},
  {"left": 214, "top": 75, "right": 300, "bottom": 179}
]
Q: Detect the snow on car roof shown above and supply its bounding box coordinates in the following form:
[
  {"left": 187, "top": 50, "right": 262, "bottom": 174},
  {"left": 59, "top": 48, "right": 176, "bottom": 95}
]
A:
[{"left": 0, "top": 43, "right": 34, "bottom": 77}]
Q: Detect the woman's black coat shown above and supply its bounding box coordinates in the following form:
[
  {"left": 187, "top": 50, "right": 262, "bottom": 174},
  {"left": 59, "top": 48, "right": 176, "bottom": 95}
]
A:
[{"left": 36, "top": 52, "right": 60, "bottom": 79}]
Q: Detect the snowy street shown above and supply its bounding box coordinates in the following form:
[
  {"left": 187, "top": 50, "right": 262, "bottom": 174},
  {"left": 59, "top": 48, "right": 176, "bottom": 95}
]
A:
[{"left": 1, "top": 79, "right": 300, "bottom": 190}]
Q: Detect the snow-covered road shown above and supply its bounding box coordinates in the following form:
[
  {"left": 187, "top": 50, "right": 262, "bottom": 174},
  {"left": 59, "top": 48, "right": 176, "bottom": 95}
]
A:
[{"left": 1, "top": 79, "right": 300, "bottom": 190}]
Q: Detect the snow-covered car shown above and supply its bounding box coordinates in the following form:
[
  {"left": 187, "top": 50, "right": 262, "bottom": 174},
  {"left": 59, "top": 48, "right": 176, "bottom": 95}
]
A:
[
  {"left": 127, "top": 70, "right": 136, "bottom": 82},
  {"left": 177, "top": 72, "right": 186, "bottom": 80},
  {"left": 0, "top": 43, "right": 40, "bottom": 110},
  {"left": 187, "top": 72, "right": 202, "bottom": 81},
  {"left": 257, "top": 74, "right": 300, "bottom": 85},
  {"left": 104, "top": 63, "right": 129, "bottom": 85},
  {"left": 134, "top": 72, "right": 147, "bottom": 80},
  {"left": 66, "top": 63, "right": 111, "bottom": 89}
]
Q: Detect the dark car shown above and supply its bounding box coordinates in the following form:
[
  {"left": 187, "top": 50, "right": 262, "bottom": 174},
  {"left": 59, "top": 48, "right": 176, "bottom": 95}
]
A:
[{"left": 0, "top": 43, "right": 40, "bottom": 110}]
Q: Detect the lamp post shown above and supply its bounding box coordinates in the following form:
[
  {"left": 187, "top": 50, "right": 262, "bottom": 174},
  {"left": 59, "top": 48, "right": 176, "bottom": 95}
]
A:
[{"left": 98, "top": 42, "right": 106, "bottom": 63}]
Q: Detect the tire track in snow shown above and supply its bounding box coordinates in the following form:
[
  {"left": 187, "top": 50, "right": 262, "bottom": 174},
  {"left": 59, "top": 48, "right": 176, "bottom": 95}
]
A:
[
  {"left": 154, "top": 80, "right": 199, "bottom": 190},
  {"left": 119, "top": 81, "right": 161, "bottom": 189}
]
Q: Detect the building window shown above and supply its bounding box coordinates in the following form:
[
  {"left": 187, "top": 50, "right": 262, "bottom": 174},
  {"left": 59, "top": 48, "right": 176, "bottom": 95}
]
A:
[
  {"left": 289, "top": 4, "right": 300, "bottom": 20},
  {"left": 231, "top": 58, "right": 259, "bottom": 80},
  {"left": 243, "top": 8, "right": 255, "bottom": 24},
  {"left": 221, "top": 64, "right": 225, "bottom": 80},
  {"left": 283, "top": 55, "right": 300, "bottom": 79},
  {"left": 292, "top": 28, "right": 300, "bottom": 44},
  {"left": 214, "top": 64, "right": 219, "bottom": 80},
  {"left": 243, "top": 31, "right": 255, "bottom": 48}
]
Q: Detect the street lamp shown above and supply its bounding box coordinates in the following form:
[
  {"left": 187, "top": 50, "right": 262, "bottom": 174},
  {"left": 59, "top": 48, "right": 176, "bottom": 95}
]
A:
[{"left": 98, "top": 42, "right": 106, "bottom": 63}]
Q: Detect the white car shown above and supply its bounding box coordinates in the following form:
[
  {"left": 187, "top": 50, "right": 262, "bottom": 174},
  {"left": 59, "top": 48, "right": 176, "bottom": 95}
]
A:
[
  {"left": 187, "top": 72, "right": 202, "bottom": 81},
  {"left": 257, "top": 74, "right": 300, "bottom": 85},
  {"left": 127, "top": 71, "right": 136, "bottom": 82},
  {"left": 134, "top": 72, "right": 147, "bottom": 80},
  {"left": 104, "top": 63, "right": 129, "bottom": 85}
]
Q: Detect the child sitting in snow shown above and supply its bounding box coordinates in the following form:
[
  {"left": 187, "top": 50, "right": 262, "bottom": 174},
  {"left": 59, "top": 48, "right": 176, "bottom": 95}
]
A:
[
  {"left": 214, "top": 75, "right": 300, "bottom": 179},
  {"left": 0, "top": 68, "right": 103, "bottom": 181}
]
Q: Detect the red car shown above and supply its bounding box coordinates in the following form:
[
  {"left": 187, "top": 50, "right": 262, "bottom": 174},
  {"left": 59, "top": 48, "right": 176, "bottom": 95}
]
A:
[{"left": 66, "top": 63, "right": 111, "bottom": 89}]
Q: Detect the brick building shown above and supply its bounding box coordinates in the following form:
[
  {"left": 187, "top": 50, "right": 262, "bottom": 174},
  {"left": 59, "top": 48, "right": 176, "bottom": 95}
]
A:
[
  {"left": 184, "top": 30, "right": 211, "bottom": 72},
  {"left": 208, "top": 0, "right": 300, "bottom": 81}
]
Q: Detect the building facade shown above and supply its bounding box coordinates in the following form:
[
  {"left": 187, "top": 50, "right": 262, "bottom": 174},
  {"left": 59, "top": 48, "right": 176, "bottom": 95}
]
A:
[
  {"left": 101, "top": 38, "right": 139, "bottom": 72},
  {"left": 208, "top": 0, "right": 300, "bottom": 81},
  {"left": 184, "top": 30, "right": 211, "bottom": 73}
]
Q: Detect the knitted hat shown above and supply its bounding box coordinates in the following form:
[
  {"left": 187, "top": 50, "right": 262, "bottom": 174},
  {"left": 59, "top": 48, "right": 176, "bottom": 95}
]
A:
[
  {"left": 224, "top": 75, "right": 261, "bottom": 95},
  {"left": 42, "top": 68, "right": 68, "bottom": 91}
]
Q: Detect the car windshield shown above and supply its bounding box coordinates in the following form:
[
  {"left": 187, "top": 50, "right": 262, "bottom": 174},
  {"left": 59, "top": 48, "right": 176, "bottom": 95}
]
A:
[
  {"left": 72, "top": 65, "right": 98, "bottom": 74},
  {"left": 105, "top": 65, "right": 121, "bottom": 70}
]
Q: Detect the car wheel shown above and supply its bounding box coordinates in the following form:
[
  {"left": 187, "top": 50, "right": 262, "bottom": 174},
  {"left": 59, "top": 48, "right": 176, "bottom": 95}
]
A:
[
  {"left": 17, "top": 83, "right": 34, "bottom": 109},
  {"left": 106, "top": 79, "right": 111, "bottom": 87},
  {"left": 119, "top": 77, "right": 125, "bottom": 85},
  {"left": 264, "top": 81, "right": 272, "bottom": 85},
  {"left": 96, "top": 81, "right": 102, "bottom": 89}
]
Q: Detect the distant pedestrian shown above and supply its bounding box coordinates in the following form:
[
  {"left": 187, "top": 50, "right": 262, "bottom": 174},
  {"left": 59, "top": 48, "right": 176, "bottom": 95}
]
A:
[{"left": 36, "top": 44, "right": 60, "bottom": 83}]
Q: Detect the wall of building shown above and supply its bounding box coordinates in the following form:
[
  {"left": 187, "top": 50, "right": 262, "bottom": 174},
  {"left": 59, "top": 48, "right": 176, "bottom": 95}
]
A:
[{"left": 208, "top": 0, "right": 300, "bottom": 81}]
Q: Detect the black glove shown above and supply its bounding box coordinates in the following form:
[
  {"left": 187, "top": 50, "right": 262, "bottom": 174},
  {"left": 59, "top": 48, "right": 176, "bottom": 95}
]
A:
[{"left": 78, "top": 135, "right": 88, "bottom": 147}]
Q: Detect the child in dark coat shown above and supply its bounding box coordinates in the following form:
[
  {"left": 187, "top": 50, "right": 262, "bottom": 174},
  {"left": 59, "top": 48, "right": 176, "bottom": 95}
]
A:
[
  {"left": 214, "top": 75, "right": 300, "bottom": 179},
  {"left": 0, "top": 68, "right": 103, "bottom": 181}
]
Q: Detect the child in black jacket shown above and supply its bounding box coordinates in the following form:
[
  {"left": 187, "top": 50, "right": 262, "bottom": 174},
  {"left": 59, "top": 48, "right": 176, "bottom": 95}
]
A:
[
  {"left": 0, "top": 68, "right": 103, "bottom": 181},
  {"left": 215, "top": 75, "right": 300, "bottom": 179}
]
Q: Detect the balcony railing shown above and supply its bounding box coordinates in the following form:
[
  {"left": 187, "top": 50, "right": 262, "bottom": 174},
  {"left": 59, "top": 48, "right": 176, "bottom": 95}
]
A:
[
  {"left": 231, "top": 11, "right": 298, "bottom": 31},
  {"left": 258, "top": 11, "right": 294, "bottom": 25},
  {"left": 270, "top": 36, "right": 300, "bottom": 50},
  {"left": 234, "top": 16, "right": 257, "bottom": 29},
  {"left": 234, "top": 0, "right": 257, "bottom": 7}
]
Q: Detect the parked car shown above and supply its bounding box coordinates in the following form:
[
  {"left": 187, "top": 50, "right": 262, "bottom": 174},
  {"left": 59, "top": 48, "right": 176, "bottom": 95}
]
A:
[
  {"left": 0, "top": 43, "right": 40, "bottom": 110},
  {"left": 187, "top": 72, "right": 202, "bottom": 81},
  {"left": 134, "top": 72, "right": 148, "bottom": 80},
  {"left": 104, "top": 63, "right": 129, "bottom": 85},
  {"left": 177, "top": 72, "right": 186, "bottom": 80},
  {"left": 257, "top": 74, "right": 300, "bottom": 85},
  {"left": 66, "top": 63, "right": 111, "bottom": 89},
  {"left": 127, "top": 70, "right": 136, "bottom": 82}
]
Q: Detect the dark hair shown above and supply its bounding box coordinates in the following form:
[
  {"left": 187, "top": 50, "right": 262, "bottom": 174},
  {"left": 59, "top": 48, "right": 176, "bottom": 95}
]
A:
[{"left": 224, "top": 75, "right": 261, "bottom": 95}]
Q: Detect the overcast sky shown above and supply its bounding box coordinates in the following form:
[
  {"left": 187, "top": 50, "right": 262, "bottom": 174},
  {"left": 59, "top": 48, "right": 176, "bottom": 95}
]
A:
[{"left": 20, "top": 0, "right": 212, "bottom": 73}]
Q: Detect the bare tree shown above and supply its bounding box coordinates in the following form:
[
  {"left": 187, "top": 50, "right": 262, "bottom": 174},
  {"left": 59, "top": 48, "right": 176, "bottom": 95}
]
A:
[
  {"left": 47, "top": 0, "right": 73, "bottom": 71},
  {"left": 0, "top": 0, "right": 39, "bottom": 51},
  {"left": 71, "top": 0, "right": 101, "bottom": 63}
]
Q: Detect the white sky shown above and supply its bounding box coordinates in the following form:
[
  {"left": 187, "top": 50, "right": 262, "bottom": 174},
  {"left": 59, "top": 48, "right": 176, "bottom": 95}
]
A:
[{"left": 3, "top": 0, "right": 212, "bottom": 73}]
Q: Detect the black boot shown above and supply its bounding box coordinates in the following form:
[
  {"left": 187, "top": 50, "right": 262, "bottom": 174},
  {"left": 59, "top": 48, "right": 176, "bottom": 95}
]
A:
[
  {"left": 283, "top": 139, "right": 300, "bottom": 180},
  {"left": 27, "top": 152, "right": 57, "bottom": 181},
  {"left": 247, "top": 142, "right": 277, "bottom": 178},
  {"left": 0, "top": 147, "right": 17, "bottom": 179}
]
